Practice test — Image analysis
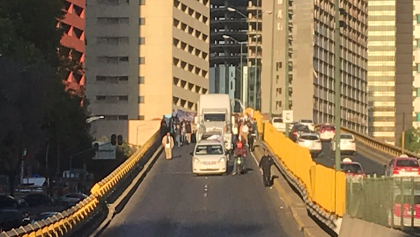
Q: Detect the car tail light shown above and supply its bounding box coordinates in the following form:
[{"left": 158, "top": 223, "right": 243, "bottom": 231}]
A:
[
  {"left": 393, "top": 168, "right": 400, "bottom": 174},
  {"left": 320, "top": 129, "right": 325, "bottom": 133}
]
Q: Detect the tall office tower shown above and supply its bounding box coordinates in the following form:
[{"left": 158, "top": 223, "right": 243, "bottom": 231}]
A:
[
  {"left": 368, "top": 0, "right": 413, "bottom": 145},
  {"left": 210, "top": 0, "right": 248, "bottom": 110},
  {"left": 61, "top": 0, "right": 86, "bottom": 97},
  {"left": 86, "top": 0, "right": 210, "bottom": 139},
  {"left": 261, "top": 0, "right": 368, "bottom": 133},
  {"left": 413, "top": 1, "right": 420, "bottom": 130}
]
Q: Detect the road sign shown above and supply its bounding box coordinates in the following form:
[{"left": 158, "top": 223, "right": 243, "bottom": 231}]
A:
[
  {"left": 282, "top": 110, "right": 293, "bottom": 123},
  {"left": 92, "top": 142, "right": 116, "bottom": 160}
]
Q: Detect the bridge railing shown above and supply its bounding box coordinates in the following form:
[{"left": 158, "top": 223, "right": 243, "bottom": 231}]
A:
[
  {"left": 314, "top": 125, "right": 420, "bottom": 159},
  {"left": 0, "top": 129, "right": 160, "bottom": 237},
  {"left": 250, "top": 110, "right": 346, "bottom": 231}
]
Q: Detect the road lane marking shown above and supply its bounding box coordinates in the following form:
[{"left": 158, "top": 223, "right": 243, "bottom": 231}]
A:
[{"left": 204, "top": 184, "right": 208, "bottom": 197}]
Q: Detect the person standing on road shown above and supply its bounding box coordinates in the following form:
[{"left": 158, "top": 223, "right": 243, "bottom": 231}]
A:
[
  {"left": 162, "top": 132, "right": 174, "bottom": 160},
  {"left": 259, "top": 149, "right": 274, "bottom": 188},
  {"left": 186, "top": 121, "right": 192, "bottom": 144}
]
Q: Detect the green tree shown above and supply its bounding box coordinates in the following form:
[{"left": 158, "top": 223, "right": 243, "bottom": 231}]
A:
[{"left": 398, "top": 127, "right": 420, "bottom": 153}]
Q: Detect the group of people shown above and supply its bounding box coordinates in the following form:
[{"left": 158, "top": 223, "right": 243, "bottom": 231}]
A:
[
  {"left": 159, "top": 110, "right": 275, "bottom": 188},
  {"left": 160, "top": 113, "right": 196, "bottom": 160}
]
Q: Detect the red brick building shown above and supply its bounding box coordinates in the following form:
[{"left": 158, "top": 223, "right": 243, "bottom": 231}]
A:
[{"left": 60, "top": 0, "right": 85, "bottom": 97}]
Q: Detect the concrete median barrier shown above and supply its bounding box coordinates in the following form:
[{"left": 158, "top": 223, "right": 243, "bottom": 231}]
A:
[{"left": 339, "top": 214, "right": 414, "bottom": 237}]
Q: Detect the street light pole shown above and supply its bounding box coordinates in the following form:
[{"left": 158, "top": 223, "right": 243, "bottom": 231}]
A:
[
  {"left": 284, "top": 0, "right": 290, "bottom": 138},
  {"left": 269, "top": 0, "right": 275, "bottom": 121},
  {"left": 253, "top": 0, "right": 260, "bottom": 109},
  {"left": 334, "top": 0, "right": 342, "bottom": 171}
]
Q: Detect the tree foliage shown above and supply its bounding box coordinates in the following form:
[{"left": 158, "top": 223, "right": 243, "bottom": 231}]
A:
[
  {"left": 398, "top": 127, "right": 420, "bottom": 154},
  {"left": 0, "top": 0, "right": 93, "bottom": 195}
]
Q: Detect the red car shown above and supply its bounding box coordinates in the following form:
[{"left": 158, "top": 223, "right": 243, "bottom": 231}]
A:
[{"left": 340, "top": 158, "right": 366, "bottom": 179}]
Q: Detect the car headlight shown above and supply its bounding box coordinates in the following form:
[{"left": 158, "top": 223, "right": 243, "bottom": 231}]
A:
[
  {"left": 219, "top": 157, "right": 226, "bottom": 163},
  {"left": 194, "top": 158, "right": 200, "bottom": 163}
]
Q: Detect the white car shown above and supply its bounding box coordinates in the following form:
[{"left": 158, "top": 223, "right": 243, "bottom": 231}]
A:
[
  {"left": 59, "top": 193, "right": 88, "bottom": 207},
  {"left": 191, "top": 138, "right": 228, "bottom": 175},
  {"left": 299, "top": 119, "right": 315, "bottom": 131},
  {"left": 331, "top": 133, "right": 356, "bottom": 154},
  {"left": 319, "top": 124, "right": 335, "bottom": 141},
  {"left": 271, "top": 117, "right": 286, "bottom": 133},
  {"left": 297, "top": 133, "right": 322, "bottom": 157}
]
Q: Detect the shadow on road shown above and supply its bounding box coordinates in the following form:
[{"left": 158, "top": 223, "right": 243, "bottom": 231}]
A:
[{"left": 101, "top": 219, "right": 268, "bottom": 237}]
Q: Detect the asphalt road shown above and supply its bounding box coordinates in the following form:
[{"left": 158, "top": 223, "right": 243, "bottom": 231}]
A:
[
  {"left": 314, "top": 141, "right": 385, "bottom": 176},
  {"left": 99, "top": 144, "right": 303, "bottom": 237}
]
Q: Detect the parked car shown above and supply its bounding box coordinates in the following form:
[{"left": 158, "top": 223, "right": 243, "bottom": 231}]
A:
[
  {"left": 289, "top": 124, "right": 311, "bottom": 142},
  {"left": 385, "top": 155, "right": 420, "bottom": 178},
  {"left": 59, "top": 193, "right": 87, "bottom": 207},
  {"left": 318, "top": 124, "right": 335, "bottom": 141},
  {"left": 23, "top": 193, "right": 54, "bottom": 207},
  {"left": 31, "top": 212, "right": 59, "bottom": 224},
  {"left": 0, "top": 209, "right": 30, "bottom": 232},
  {"left": 0, "top": 195, "right": 24, "bottom": 209}
]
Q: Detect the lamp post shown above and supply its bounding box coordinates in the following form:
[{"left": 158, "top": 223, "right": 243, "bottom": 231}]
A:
[
  {"left": 86, "top": 115, "right": 105, "bottom": 124},
  {"left": 268, "top": 0, "right": 276, "bottom": 121},
  {"left": 228, "top": 7, "right": 250, "bottom": 108},
  {"left": 223, "top": 35, "right": 247, "bottom": 108},
  {"left": 284, "top": 0, "right": 291, "bottom": 138},
  {"left": 334, "top": 0, "right": 344, "bottom": 171}
]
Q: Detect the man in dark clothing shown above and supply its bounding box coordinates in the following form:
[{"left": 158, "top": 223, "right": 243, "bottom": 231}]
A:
[
  {"left": 259, "top": 149, "right": 274, "bottom": 188},
  {"left": 186, "top": 121, "right": 192, "bottom": 144}
]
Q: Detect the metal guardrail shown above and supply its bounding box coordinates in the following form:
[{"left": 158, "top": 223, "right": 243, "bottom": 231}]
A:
[
  {"left": 0, "top": 130, "right": 160, "bottom": 237},
  {"left": 314, "top": 124, "right": 419, "bottom": 159}
]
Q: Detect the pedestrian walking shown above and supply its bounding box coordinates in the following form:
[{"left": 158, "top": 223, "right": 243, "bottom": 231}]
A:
[
  {"left": 181, "top": 120, "right": 187, "bottom": 145},
  {"left": 175, "top": 124, "right": 181, "bottom": 147},
  {"left": 186, "top": 121, "right": 192, "bottom": 144},
  {"left": 162, "top": 132, "right": 174, "bottom": 160},
  {"left": 259, "top": 149, "right": 274, "bottom": 188}
]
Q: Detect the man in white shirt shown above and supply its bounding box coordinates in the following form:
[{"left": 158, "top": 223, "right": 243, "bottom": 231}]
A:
[{"left": 242, "top": 123, "right": 249, "bottom": 146}]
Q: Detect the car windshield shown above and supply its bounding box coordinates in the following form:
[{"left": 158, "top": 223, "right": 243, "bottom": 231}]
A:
[
  {"left": 395, "top": 195, "right": 420, "bottom": 204},
  {"left": 300, "top": 135, "right": 319, "bottom": 140},
  {"left": 195, "top": 145, "right": 223, "bottom": 155},
  {"left": 301, "top": 120, "right": 313, "bottom": 123},
  {"left": 203, "top": 114, "right": 225, "bottom": 122},
  {"left": 341, "top": 164, "right": 363, "bottom": 174},
  {"left": 341, "top": 134, "right": 354, "bottom": 140},
  {"left": 396, "top": 159, "right": 419, "bottom": 167},
  {"left": 273, "top": 118, "right": 283, "bottom": 123}
]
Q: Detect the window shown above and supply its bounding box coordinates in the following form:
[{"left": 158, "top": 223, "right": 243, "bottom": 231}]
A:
[
  {"left": 119, "top": 96, "right": 128, "bottom": 101},
  {"left": 194, "top": 145, "right": 223, "bottom": 155},
  {"left": 139, "top": 18, "right": 146, "bottom": 25},
  {"left": 417, "top": 113, "right": 420, "bottom": 122},
  {"left": 96, "top": 76, "right": 106, "bottom": 81},
  {"left": 139, "top": 0, "right": 145, "bottom": 4},
  {"left": 139, "top": 76, "right": 145, "bottom": 84},
  {"left": 138, "top": 96, "right": 145, "bottom": 103},
  {"left": 138, "top": 115, "right": 145, "bottom": 120},
  {"left": 139, "top": 57, "right": 145, "bottom": 64},
  {"left": 96, "top": 96, "right": 106, "bottom": 100},
  {"left": 97, "top": 17, "right": 129, "bottom": 25},
  {"left": 417, "top": 15, "right": 420, "bottom": 23},
  {"left": 417, "top": 64, "right": 420, "bottom": 73},
  {"left": 417, "top": 39, "right": 420, "bottom": 49},
  {"left": 139, "top": 37, "right": 145, "bottom": 44}
]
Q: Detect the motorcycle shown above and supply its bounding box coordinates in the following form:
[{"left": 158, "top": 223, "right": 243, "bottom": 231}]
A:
[{"left": 235, "top": 155, "right": 244, "bottom": 175}]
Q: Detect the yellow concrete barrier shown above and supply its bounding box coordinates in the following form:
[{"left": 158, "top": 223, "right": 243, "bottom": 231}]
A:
[
  {"left": 2, "top": 130, "right": 160, "bottom": 237},
  {"left": 262, "top": 120, "right": 346, "bottom": 217}
]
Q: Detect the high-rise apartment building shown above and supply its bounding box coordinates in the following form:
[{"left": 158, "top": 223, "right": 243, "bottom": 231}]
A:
[
  {"left": 85, "top": 0, "right": 210, "bottom": 138},
  {"left": 210, "top": 0, "right": 248, "bottom": 110},
  {"left": 61, "top": 0, "right": 86, "bottom": 96},
  {"left": 368, "top": 0, "right": 413, "bottom": 145},
  {"left": 261, "top": 0, "right": 368, "bottom": 133},
  {"left": 413, "top": 0, "right": 420, "bottom": 130}
]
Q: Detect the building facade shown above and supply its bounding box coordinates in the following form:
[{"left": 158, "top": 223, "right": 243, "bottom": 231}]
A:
[
  {"left": 413, "top": 0, "right": 420, "bottom": 130},
  {"left": 61, "top": 0, "right": 86, "bottom": 96},
  {"left": 368, "top": 0, "right": 413, "bottom": 145},
  {"left": 85, "top": 0, "right": 209, "bottom": 139},
  {"left": 260, "top": 0, "right": 368, "bottom": 133},
  {"left": 210, "top": 0, "right": 248, "bottom": 110}
]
